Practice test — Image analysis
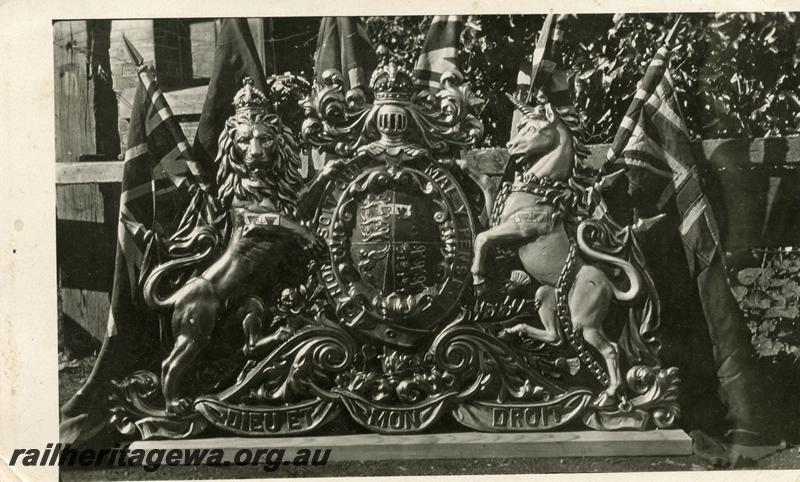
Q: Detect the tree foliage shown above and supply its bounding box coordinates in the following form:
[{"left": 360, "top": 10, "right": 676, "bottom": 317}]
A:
[
  {"left": 365, "top": 13, "right": 800, "bottom": 146},
  {"left": 733, "top": 249, "right": 800, "bottom": 361}
]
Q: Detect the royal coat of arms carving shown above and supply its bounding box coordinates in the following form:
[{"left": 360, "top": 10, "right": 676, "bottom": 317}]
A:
[{"left": 109, "top": 54, "right": 680, "bottom": 439}]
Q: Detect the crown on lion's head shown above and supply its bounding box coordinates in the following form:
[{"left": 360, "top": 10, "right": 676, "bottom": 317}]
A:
[{"left": 215, "top": 77, "right": 303, "bottom": 217}]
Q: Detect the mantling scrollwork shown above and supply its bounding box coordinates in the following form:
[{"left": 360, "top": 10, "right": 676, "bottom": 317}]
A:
[
  {"left": 107, "top": 47, "right": 680, "bottom": 440},
  {"left": 300, "top": 53, "right": 484, "bottom": 159}
]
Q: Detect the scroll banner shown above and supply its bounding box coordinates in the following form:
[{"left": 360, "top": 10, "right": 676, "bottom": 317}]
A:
[
  {"left": 453, "top": 389, "right": 592, "bottom": 432},
  {"left": 336, "top": 390, "right": 457, "bottom": 434},
  {"left": 195, "top": 398, "right": 340, "bottom": 436}
]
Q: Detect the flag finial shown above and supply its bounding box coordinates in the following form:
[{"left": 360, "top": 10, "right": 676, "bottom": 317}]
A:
[
  {"left": 121, "top": 34, "right": 145, "bottom": 67},
  {"left": 526, "top": 12, "right": 556, "bottom": 104},
  {"left": 665, "top": 14, "right": 683, "bottom": 47}
]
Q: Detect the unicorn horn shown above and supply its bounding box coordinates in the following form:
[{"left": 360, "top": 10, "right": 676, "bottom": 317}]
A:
[{"left": 505, "top": 93, "right": 538, "bottom": 118}]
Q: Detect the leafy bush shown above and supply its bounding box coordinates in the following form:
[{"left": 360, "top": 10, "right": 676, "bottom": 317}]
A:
[
  {"left": 733, "top": 249, "right": 800, "bottom": 361},
  {"left": 562, "top": 13, "right": 800, "bottom": 143},
  {"left": 268, "top": 73, "right": 312, "bottom": 147},
  {"left": 365, "top": 13, "right": 800, "bottom": 146},
  {"left": 271, "top": 14, "right": 800, "bottom": 148}
]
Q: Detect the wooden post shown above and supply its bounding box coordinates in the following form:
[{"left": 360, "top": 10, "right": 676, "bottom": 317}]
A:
[
  {"left": 54, "top": 21, "right": 97, "bottom": 163},
  {"left": 54, "top": 20, "right": 121, "bottom": 355},
  {"left": 88, "top": 20, "right": 121, "bottom": 159}
]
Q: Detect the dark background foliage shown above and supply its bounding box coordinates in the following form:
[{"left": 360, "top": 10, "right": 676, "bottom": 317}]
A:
[
  {"left": 313, "top": 13, "right": 800, "bottom": 147},
  {"left": 271, "top": 14, "right": 799, "bottom": 146}
]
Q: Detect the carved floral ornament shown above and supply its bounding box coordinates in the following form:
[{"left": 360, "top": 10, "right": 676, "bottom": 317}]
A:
[
  {"left": 108, "top": 49, "right": 680, "bottom": 440},
  {"left": 300, "top": 55, "right": 485, "bottom": 158}
]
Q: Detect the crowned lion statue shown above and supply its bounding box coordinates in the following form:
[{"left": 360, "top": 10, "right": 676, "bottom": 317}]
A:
[{"left": 142, "top": 77, "right": 324, "bottom": 415}]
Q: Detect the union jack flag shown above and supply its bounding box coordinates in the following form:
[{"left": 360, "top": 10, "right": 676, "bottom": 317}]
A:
[
  {"left": 314, "top": 17, "right": 376, "bottom": 92},
  {"left": 109, "top": 36, "right": 203, "bottom": 339},
  {"left": 414, "top": 16, "right": 464, "bottom": 92},
  {"left": 607, "top": 41, "right": 774, "bottom": 445},
  {"left": 60, "top": 37, "right": 200, "bottom": 443},
  {"left": 607, "top": 45, "right": 718, "bottom": 274}
]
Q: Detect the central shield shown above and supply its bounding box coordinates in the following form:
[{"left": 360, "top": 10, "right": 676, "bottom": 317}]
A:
[
  {"left": 353, "top": 190, "right": 440, "bottom": 295},
  {"left": 313, "top": 154, "right": 476, "bottom": 348}
]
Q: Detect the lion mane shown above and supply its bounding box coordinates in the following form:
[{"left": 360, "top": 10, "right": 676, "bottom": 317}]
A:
[{"left": 214, "top": 111, "right": 304, "bottom": 217}]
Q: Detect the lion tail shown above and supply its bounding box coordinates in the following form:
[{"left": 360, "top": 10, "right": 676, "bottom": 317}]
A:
[{"left": 143, "top": 226, "right": 219, "bottom": 312}]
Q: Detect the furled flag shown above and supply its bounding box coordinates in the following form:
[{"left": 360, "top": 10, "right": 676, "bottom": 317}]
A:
[
  {"left": 512, "top": 14, "right": 569, "bottom": 132},
  {"left": 314, "top": 17, "right": 377, "bottom": 93},
  {"left": 59, "top": 36, "right": 198, "bottom": 443},
  {"left": 193, "top": 18, "right": 271, "bottom": 178},
  {"left": 606, "top": 41, "right": 781, "bottom": 453},
  {"left": 309, "top": 17, "right": 377, "bottom": 174},
  {"left": 414, "top": 15, "right": 465, "bottom": 92},
  {"left": 607, "top": 45, "right": 725, "bottom": 273}
]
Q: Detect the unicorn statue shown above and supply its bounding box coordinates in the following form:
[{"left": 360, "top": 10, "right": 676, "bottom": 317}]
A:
[{"left": 470, "top": 85, "right": 666, "bottom": 411}]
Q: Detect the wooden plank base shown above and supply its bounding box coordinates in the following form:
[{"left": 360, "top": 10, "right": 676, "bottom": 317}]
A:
[{"left": 130, "top": 430, "right": 692, "bottom": 461}]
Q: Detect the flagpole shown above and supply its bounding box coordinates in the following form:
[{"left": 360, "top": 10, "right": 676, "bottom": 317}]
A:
[
  {"left": 664, "top": 15, "right": 689, "bottom": 133},
  {"left": 525, "top": 12, "right": 555, "bottom": 104},
  {"left": 664, "top": 14, "right": 683, "bottom": 47},
  {"left": 605, "top": 15, "right": 684, "bottom": 166}
]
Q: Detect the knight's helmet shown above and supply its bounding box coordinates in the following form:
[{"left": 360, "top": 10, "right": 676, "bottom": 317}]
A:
[{"left": 369, "top": 51, "right": 415, "bottom": 146}]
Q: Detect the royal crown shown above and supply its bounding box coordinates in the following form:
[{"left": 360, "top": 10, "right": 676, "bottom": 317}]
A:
[
  {"left": 370, "top": 56, "right": 415, "bottom": 104},
  {"left": 233, "top": 77, "right": 270, "bottom": 114}
]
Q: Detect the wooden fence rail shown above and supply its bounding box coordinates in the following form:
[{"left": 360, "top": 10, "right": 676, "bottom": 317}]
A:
[{"left": 55, "top": 137, "right": 800, "bottom": 184}]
